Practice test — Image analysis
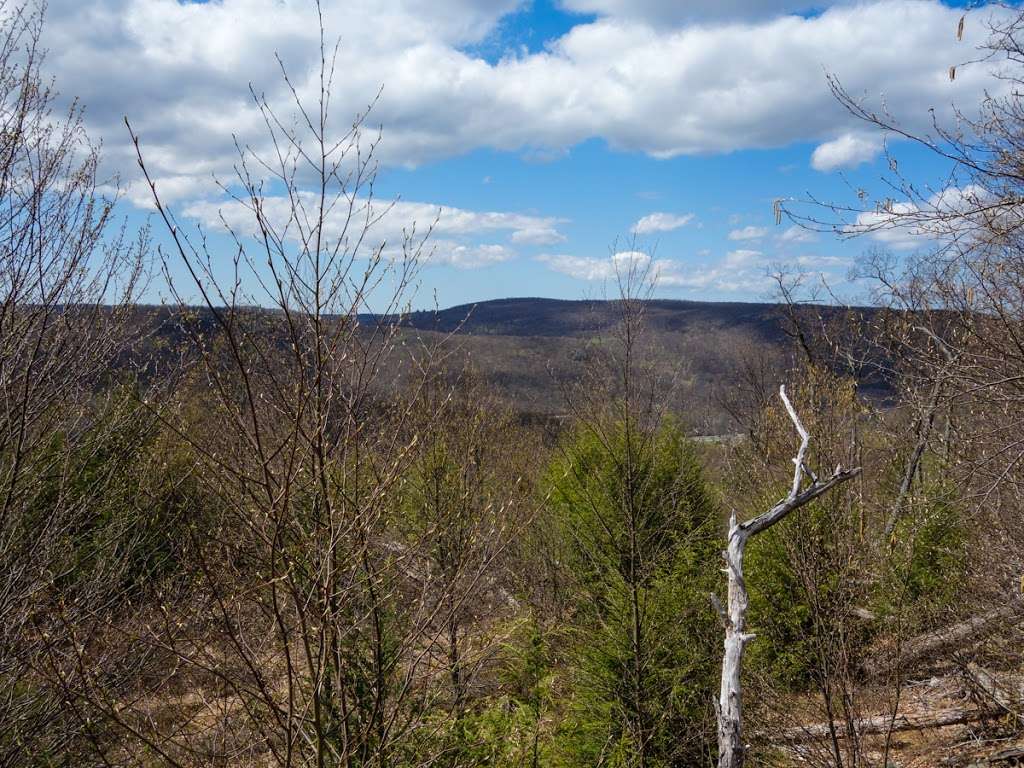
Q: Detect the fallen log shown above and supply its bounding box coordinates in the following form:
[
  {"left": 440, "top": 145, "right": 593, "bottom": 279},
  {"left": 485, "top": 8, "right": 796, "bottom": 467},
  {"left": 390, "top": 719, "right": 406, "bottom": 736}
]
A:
[
  {"left": 965, "top": 664, "right": 1023, "bottom": 723},
  {"left": 769, "top": 704, "right": 1003, "bottom": 744},
  {"left": 862, "top": 602, "right": 1024, "bottom": 678},
  {"left": 967, "top": 746, "right": 1024, "bottom": 766},
  {"left": 767, "top": 667, "right": 1022, "bottom": 746}
]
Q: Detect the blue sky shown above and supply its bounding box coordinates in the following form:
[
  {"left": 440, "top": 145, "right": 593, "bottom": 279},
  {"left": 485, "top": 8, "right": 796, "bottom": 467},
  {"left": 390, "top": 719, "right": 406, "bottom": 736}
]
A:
[{"left": 41, "top": 0, "right": 1011, "bottom": 309}]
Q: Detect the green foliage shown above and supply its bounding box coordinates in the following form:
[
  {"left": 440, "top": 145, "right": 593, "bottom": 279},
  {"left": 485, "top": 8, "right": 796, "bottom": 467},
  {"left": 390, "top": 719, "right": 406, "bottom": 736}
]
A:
[
  {"left": 744, "top": 514, "right": 815, "bottom": 691},
  {"left": 3, "top": 391, "right": 201, "bottom": 605},
  {"left": 391, "top": 616, "right": 559, "bottom": 768},
  {"left": 878, "top": 480, "right": 969, "bottom": 626},
  {"left": 456, "top": 618, "right": 559, "bottom": 768},
  {"left": 543, "top": 419, "right": 720, "bottom": 767},
  {"left": 0, "top": 390, "right": 205, "bottom": 764},
  {"left": 498, "top": 617, "right": 554, "bottom": 710},
  {"left": 745, "top": 489, "right": 876, "bottom": 694},
  {"left": 745, "top": 472, "right": 969, "bottom": 693},
  {"left": 2, "top": 678, "right": 71, "bottom": 766},
  {"left": 395, "top": 431, "right": 495, "bottom": 575}
]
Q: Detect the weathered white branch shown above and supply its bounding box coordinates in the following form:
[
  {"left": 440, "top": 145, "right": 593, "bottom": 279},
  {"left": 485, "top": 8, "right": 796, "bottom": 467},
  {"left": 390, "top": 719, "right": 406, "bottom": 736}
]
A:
[
  {"left": 716, "top": 385, "right": 862, "bottom": 768},
  {"left": 781, "top": 385, "right": 810, "bottom": 500}
]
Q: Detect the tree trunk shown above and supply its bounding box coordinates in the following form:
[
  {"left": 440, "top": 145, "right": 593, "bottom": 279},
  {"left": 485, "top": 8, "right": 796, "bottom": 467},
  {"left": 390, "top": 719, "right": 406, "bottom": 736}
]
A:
[
  {"left": 715, "top": 386, "right": 861, "bottom": 768},
  {"left": 718, "top": 513, "right": 754, "bottom": 768}
]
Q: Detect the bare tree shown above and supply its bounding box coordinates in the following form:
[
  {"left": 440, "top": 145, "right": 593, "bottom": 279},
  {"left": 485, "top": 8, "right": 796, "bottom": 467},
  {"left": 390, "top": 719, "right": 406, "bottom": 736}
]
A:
[
  {"left": 42, "top": 7, "right": 506, "bottom": 764},
  {"left": 0, "top": 0, "right": 147, "bottom": 762},
  {"left": 778, "top": 6, "right": 1024, "bottom": 625},
  {"left": 715, "top": 386, "right": 861, "bottom": 768}
]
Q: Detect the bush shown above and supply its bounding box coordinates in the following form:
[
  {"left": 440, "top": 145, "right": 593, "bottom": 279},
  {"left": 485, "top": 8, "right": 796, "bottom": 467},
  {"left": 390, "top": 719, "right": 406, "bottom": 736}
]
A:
[
  {"left": 745, "top": 473, "right": 969, "bottom": 694},
  {"left": 27, "top": 391, "right": 202, "bottom": 599},
  {"left": 878, "top": 479, "right": 969, "bottom": 628},
  {"left": 543, "top": 419, "right": 721, "bottom": 766}
]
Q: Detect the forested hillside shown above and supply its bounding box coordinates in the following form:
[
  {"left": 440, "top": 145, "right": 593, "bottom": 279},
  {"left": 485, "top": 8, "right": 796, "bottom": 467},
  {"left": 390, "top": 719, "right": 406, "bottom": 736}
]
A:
[
  {"left": 135, "top": 297, "right": 884, "bottom": 433},
  {"left": 393, "top": 297, "right": 793, "bottom": 337}
]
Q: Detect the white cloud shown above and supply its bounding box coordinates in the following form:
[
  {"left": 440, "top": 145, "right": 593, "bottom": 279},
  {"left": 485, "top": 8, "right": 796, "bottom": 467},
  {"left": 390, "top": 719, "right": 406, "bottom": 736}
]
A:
[
  {"left": 539, "top": 250, "right": 697, "bottom": 286},
  {"left": 36, "top": 0, "right": 1012, "bottom": 210},
  {"left": 724, "top": 249, "right": 764, "bottom": 267},
  {"left": 180, "top": 194, "right": 563, "bottom": 269},
  {"left": 793, "top": 254, "right": 851, "bottom": 267},
  {"left": 779, "top": 225, "right": 818, "bottom": 243},
  {"left": 557, "top": 0, "right": 822, "bottom": 24},
  {"left": 728, "top": 225, "right": 768, "bottom": 241},
  {"left": 632, "top": 212, "right": 696, "bottom": 234},
  {"left": 430, "top": 242, "right": 515, "bottom": 268},
  {"left": 686, "top": 249, "right": 851, "bottom": 291},
  {"left": 845, "top": 202, "right": 926, "bottom": 249},
  {"left": 811, "top": 132, "right": 883, "bottom": 171},
  {"left": 510, "top": 225, "right": 567, "bottom": 245},
  {"left": 539, "top": 245, "right": 851, "bottom": 293},
  {"left": 655, "top": 256, "right": 773, "bottom": 292},
  {"left": 183, "top": 195, "right": 564, "bottom": 250},
  {"left": 538, "top": 251, "right": 649, "bottom": 281},
  {"left": 843, "top": 184, "right": 1004, "bottom": 250},
  {"left": 539, "top": 248, "right": 756, "bottom": 290},
  {"left": 119, "top": 174, "right": 220, "bottom": 209}
]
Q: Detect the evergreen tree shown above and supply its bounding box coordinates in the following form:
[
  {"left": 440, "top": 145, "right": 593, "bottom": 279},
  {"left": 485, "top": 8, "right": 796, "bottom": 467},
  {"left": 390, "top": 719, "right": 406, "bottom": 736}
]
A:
[{"left": 546, "top": 419, "right": 720, "bottom": 767}]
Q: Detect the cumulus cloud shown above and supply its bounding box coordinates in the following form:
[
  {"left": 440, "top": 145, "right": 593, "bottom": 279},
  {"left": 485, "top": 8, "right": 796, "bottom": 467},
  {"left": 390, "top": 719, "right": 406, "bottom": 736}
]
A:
[
  {"left": 655, "top": 253, "right": 773, "bottom": 292},
  {"left": 540, "top": 248, "right": 755, "bottom": 290},
  {"left": 537, "top": 251, "right": 648, "bottom": 281},
  {"left": 728, "top": 226, "right": 768, "bottom": 241},
  {"left": 510, "top": 225, "right": 567, "bottom": 245},
  {"left": 690, "top": 250, "right": 850, "bottom": 291},
  {"left": 632, "top": 212, "right": 696, "bottom": 234},
  {"left": 539, "top": 245, "right": 851, "bottom": 293},
  {"left": 557, "top": 0, "right": 823, "bottom": 24},
  {"left": 845, "top": 202, "right": 926, "bottom": 249},
  {"left": 118, "top": 175, "right": 220, "bottom": 209},
  {"left": 180, "top": 195, "right": 562, "bottom": 268},
  {"left": 35, "top": 0, "right": 1011, "bottom": 212},
  {"left": 538, "top": 250, "right": 698, "bottom": 286},
  {"left": 779, "top": 225, "right": 818, "bottom": 243},
  {"left": 725, "top": 249, "right": 764, "bottom": 267},
  {"left": 430, "top": 242, "right": 515, "bottom": 268},
  {"left": 811, "top": 132, "right": 884, "bottom": 171},
  {"left": 184, "top": 196, "right": 563, "bottom": 245},
  {"left": 842, "top": 184, "right": 1005, "bottom": 250},
  {"left": 793, "top": 254, "right": 851, "bottom": 267}
]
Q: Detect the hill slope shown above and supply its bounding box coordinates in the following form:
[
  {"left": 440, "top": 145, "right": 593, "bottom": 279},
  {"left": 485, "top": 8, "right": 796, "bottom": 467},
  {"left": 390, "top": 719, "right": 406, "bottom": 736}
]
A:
[
  {"left": 389, "top": 297, "right": 793, "bottom": 341},
  {"left": 378, "top": 297, "right": 845, "bottom": 432},
  {"left": 142, "top": 297, "right": 874, "bottom": 433}
]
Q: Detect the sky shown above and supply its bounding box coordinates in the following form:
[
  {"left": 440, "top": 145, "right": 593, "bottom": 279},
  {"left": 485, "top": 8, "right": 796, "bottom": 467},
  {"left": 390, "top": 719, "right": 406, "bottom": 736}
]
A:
[{"left": 36, "top": 0, "right": 1009, "bottom": 309}]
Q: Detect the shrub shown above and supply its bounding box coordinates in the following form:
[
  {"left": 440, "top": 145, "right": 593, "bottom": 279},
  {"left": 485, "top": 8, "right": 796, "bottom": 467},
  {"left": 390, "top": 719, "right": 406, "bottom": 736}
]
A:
[{"left": 543, "top": 419, "right": 720, "bottom": 766}]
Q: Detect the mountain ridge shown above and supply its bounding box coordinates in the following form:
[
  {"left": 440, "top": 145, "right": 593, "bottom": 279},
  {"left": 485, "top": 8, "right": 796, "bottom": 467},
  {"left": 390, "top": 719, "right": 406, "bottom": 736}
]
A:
[{"left": 371, "top": 295, "right": 854, "bottom": 340}]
